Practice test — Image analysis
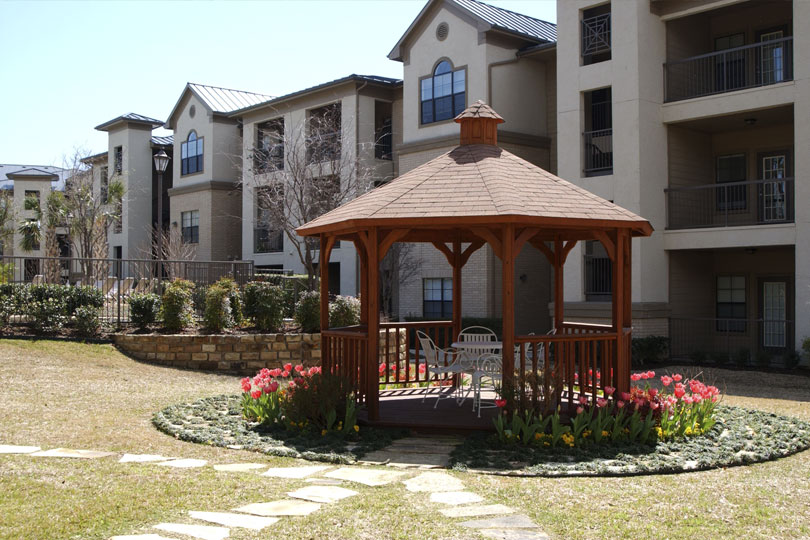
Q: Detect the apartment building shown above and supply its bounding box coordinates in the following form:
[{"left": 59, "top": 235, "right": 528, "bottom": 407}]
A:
[
  {"left": 234, "top": 74, "right": 402, "bottom": 296},
  {"left": 556, "top": 0, "right": 808, "bottom": 356},
  {"left": 388, "top": 0, "right": 558, "bottom": 332}
]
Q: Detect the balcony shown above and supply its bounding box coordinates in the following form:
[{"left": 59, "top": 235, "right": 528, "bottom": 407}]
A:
[
  {"left": 254, "top": 229, "right": 284, "bottom": 253},
  {"left": 665, "top": 178, "right": 794, "bottom": 230},
  {"left": 581, "top": 11, "right": 611, "bottom": 65},
  {"left": 665, "top": 37, "right": 793, "bottom": 103},
  {"left": 583, "top": 129, "right": 613, "bottom": 176}
]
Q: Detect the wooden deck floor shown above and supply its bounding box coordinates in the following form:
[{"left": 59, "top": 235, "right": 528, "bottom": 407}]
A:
[{"left": 357, "top": 387, "right": 498, "bottom": 432}]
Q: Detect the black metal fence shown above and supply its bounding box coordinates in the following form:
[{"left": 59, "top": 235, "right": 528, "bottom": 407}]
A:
[
  {"left": 664, "top": 37, "right": 793, "bottom": 102},
  {"left": 665, "top": 178, "right": 794, "bottom": 230},
  {"left": 0, "top": 256, "right": 254, "bottom": 326}
]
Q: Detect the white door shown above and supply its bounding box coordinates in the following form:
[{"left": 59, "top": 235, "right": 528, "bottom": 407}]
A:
[
  {"left": 761, "top": 155, "right": 787, "bottom": 222},
  {"left": 762, "top": 281, "right": 786, "bottom": 348},
  {"left": 760, "top": 31, "right": 785, "bottom": 84}
]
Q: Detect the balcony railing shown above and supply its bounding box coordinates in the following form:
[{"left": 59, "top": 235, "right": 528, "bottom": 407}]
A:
[
  {"left": 254, "top": 228, "right": 284, "bottom": 253},
  {"left": 583, "top": 129, "right": 613, "bottom": 175},
  {"left": 584, "top": 254, "right": 612, "bottom": 300},
  {"left": 664, "top": 37, "right": 793, "bottom": 102},
  {"left": 665, "top": 177, "right": 794, "bottom": 230},
  {"left": 581, "top": 12, "right": 611, "bottom": 63},
  {"left": 306, "top": 131, "right": 341, "bottom": 163}
]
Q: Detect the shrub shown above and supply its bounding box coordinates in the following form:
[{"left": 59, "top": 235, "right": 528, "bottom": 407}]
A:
[
  {"left": 161, "top": 279, "right": 195, "bottom": 332},
  {"left": 203, "top": 284, "right": 234, "bottom": 333},
  {"left": 784, "top": 349, "right": 802, "bottom": 370},
  {"left": 243, "top": 282, "right": 285, "bottom": 332},
  {"left": 755, "top": 349, "right": 772, "bottom": 368},
  {"left": 74, "top": 305, "right": 100, "bottom": 337},
  {"left": 734, "top": 348, "right": 750, "bottom": 369},
  {"left": 0, "top": 283, "right": 26, "bottom": 326},
  {"left": 295, "top": 291, "right": 320, "bottom": 333},
  {"left": 27, "top": 296, "right": 68, "bottom": 333},
  {"left": 66, "top": 285, "right": 104, "bottom": 314},
  {"left": 0, "top": 262, "right": 13, "bottom": 283},
  {"left": 129, "top": 293, "right": 160, "bottom": 331},
  {"left": 329, "top": 295, "right": 361, "bottom": 328},
  {"left": 631, "top": 336, "right": 669, "bottom": 367},
  {"left": 213, "top": 277, "right": 242, "bottom": 325}
]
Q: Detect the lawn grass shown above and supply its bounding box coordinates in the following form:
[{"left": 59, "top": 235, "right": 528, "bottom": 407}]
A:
[{"left": 1, "top": 340, "right": 809, "bottom": 539}]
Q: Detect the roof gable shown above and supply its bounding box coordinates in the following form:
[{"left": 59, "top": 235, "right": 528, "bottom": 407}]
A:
[
  {"left": 95, "top": 112, "right": 163, "bottom": 131},
  {"left": 389, "top": 0, "right": 556, "bottom": 61},
  {"left": 165, "top": 83, "right": 273, "bottom": 128}
]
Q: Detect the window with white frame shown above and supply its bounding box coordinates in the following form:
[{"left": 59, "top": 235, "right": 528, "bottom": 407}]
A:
[
  {"left": 716, "top": 275, "right": 746, "bottom": 332},
  {"left": 181, "top": 210, "right": 199, "bottom": 244},
  {"left": 181, "top": 131, "right": 203, "bottom": 175},
  {"left": 423, "top": 278, "right": 452, "bottom": 319},
  {"left": 420, "top": 60, "right": 466, "bottom": 125}
]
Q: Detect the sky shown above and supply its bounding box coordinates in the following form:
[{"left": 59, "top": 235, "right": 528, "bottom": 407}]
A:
[{"left": 0, "top": 0, "right": 556, "bottom": 167}]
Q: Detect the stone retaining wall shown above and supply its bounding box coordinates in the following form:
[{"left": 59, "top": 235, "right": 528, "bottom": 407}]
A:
[{"left": 113, "top": 333, "right": 321, "bottom": 374}]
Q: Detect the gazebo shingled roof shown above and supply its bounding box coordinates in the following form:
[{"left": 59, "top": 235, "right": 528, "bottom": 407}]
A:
[{"left": 296, "top": 101, "right": 653, "bottom": 426}]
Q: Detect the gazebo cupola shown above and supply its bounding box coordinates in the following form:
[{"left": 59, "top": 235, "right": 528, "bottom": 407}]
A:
[{"left": 297, "top": 102, "right": 652, "bottom": 426}]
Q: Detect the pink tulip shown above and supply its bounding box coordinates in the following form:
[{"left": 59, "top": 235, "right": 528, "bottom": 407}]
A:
[
  {"left": 660, "top": 375, "right": 672, "bottom": 387},
  {"left": 578, "top": 395, "right": 589, "bottom": 405},
  {"left": 596, "top": 398, "right": 608, "bottom": 408},
  {"left": 576, "top": 406, "right": 585, "bottom": 415},
  {"left": 631, "top": 373, "right": 642, "bottom": 382},
  {"left": 604, "top": 386, "right": 615, "bottom": 396}
]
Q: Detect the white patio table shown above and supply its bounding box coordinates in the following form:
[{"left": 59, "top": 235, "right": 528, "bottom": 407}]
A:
[{"left": 450, "top": 340, "right": 503, "bottom": 407}]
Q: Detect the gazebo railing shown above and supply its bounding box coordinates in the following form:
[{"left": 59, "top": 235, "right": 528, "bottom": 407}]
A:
[
  {"left": 322, "top": 326, "right": 369, "bottom": 405},
  {"left": 378, "top": 321, "right": 454, "bottom": 387}
]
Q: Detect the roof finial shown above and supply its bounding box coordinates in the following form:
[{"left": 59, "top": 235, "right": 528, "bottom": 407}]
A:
[{"left": 455, "top": 100, "right": 505, "bottom": 146}]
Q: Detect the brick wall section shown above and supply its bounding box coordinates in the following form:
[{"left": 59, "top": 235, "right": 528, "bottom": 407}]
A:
[{"left": 114, "top": 333, "right": 321, "bottom": 375}]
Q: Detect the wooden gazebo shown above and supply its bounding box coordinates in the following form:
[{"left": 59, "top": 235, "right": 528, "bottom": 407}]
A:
[{"left": 297, "top": 101, "right": 652, "bottom": 426}]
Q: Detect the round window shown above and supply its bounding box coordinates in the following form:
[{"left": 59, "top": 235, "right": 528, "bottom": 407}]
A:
[
  {"left": 189, "top": 105, "right": 196, "bottom": 118},
  {"left": 436, "top": 22, "right": 449, "bottom": 41}
]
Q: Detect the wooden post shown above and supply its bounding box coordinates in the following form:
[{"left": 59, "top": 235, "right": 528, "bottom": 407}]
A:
[
  {"left": 501, "top": 225, "right": 515, "bottom": 395},
  {"left": 612, "top": 229, "right": 629, "bottom": 393},
  {"left": 359, "top": 249, "right": 369, "bottom": 325},
  {"left": 452, "top": 239, "right": 462, "bottom": 341},
  {"left": 554, "top": 237, "right": 565, "bottom": 332},
  {"left": 366, "top": 227, "right": 380, "bottom": 421}
]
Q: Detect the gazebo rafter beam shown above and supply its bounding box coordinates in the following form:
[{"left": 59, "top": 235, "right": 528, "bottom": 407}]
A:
[
  {"left": 514, "top": 227, "right": 540, "bottom": 257},
  {"left": 529, "top": 238, "right": 555, "bottom": 265},
  {"left": 379, "top": 228, "right": 411, "bottom": 263},
  {"left": 561, "top": 239, "right": 578, "bottom": 264},
  {"left": 431, "top": 241, "right": 455, "bottom": 266},
  {"left": 460, "top": 240, "right": 484, "bottom": 266},
  {"left": 471, "top": 227, "right": 502, "bottom": 259},
  {"left": 592, "top": 230, "right": 616, "bottom": 262}
]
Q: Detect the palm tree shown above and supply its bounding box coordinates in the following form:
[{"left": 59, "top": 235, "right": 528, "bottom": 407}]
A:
[{"left": 18, "top": 191, "right": 66, "bottom": 283}]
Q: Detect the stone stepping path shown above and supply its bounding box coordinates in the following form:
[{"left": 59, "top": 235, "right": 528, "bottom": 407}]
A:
[
  {"left": 188, "top": 511, "right": 278, "bottom": 530},
  {"left": 154, "top": 522, "right": 229, "bottom": 540},
  {"left": 119, "top": 454, "right": 174, "bottom": 463},
  {"left": 235, "top": 500, "right": 323, "bottom": 517},
  {"left": 262, "top": 464, "right": 331, "bottom": 478},
  {"left": 111, "top": 535, "right": 175, "bottom": 540},
  {"left": 323, "top": 467, "right": 407, "bottom": 486},
  {"left": 212, "top": 463, "right": 266, "bottom": 472},
  {"left": 287, "top": 485, "right": 358, "bottom": 504},
  {"left": 30, "top": 448, "right": 115, "bottom": 459},
  {"left": 430, "top": 491, "right": 484, "bottom": 505},
  {"left": 404, "top": 471, "right": 466, "bottom": 492},
  {"left": 440, "top": 504, "right": 515, "bottom": 518},
  {"left": 0, "top": 444, "right": 40, "bottom": 454},
  {"left": 360, "top": 435, "right": 462, "bottom": 469},
  {"left": 154, "top": 458, "right": 207, "bottom": 468}
]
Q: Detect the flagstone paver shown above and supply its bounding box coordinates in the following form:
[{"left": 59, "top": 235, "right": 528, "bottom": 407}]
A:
[
  {"left": 403, "top": 471, "right": 465, "bottom": 492},
  {"left": 234, "top": 500, "right": 322, "bottom": 517},
  {"left": 119, "top": 454, "right": 173, "bottom": 463},
  {"left": 155, "top": 458, "right": 207, "bottom": 468},
  {"left": 0, "top": 444, "right": 40, "bottom": 454},
  {"left": 213, "top": 463, "right": 267, "bottom": 473},
  {"left": 110, "top": 535, "right": 176, "bottom": 540},
  {"left": 30, "top": 448, "right": 115, "bottom": 459},
  {"left": 305, "top": 477, "right": 344, "bottom": 485},
  {"left": 262, "top": 465, "right": 331, "bottom": 479},
  {"left": 439, "top": 504, "right": 516, "bottom": 518},
  {"left": 429, "top": 491, "right": 484, "bottom": 505},
  {"left": 361, "top": 451, "right": 450, "bottom": 468},
  {"left": 287, "top": 485, "right": 359, "bottom": 504},
  {"left": 188, "top": 511, "right": 278, "bottom": 530},
  {"left": 154, "top": 523, "right": 229, "bottom": 540},
  {"left": 478, "top": 529, "right": 550, "bottom": 540},
  {"left": 459, "top": 515, "right": 538, "bottom": 529},
  {"left": 323, "top": 467, "right": 408, "bottom": 486}
]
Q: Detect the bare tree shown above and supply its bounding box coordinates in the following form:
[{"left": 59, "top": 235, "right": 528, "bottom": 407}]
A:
[
  {"left": 248, "top": 104, "right": 377, "bottom": 289},
  {"left": 134, "top": 225, "right": 196, "bottom": 280},
  {"left": 380, "top": 242, "right": 420, "bottom": 319}
]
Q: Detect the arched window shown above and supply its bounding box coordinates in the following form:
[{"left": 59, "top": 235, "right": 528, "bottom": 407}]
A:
[
  {"left": 420, "top": 60, "right": 466, "bottom": 124},
  {"left": 181, "top": 130, "right": 203, "bottom": 175}
]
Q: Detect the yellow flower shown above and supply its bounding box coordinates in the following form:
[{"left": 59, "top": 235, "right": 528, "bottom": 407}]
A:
[
  {"left": 534, "top": 433, "right": 541, "bottom": 440},
  {"left": 321, "top": 429, "right": 327, "bottom": 436},
  {"left": 601, "top": 430, "right": 609, "bottom": 437},
  {"left": 353, "top": 425, "right": 359, "bottom": 432},
  {"left": 655, "top": 427, "right": 663, "bottom": 439},
  {"left": 543, "top": 442, "right": 550, "bottom": 446}
]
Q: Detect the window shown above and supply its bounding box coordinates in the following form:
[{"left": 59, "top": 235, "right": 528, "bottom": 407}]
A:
[
  {"left": 100, "top": 166, "right": 109, "bottom": 204},
  {"left": 759, "top": 152, "right": 789, "bottom": 223},
  {"left": 583, "top": 88, "right": 612, "bottom": 176},
  {"left": 114, "top": 146, "right": 123, "bottom": 173},
  {"left": 375, "top": 100, "right": 393, "bottom": 160},
  {"left": 254, "top": 186, "right": 283, "bottom": 253},
  {"left": 181, "top": 131, "right": 203, "bottom": 175},
  {"left": 714, "top": 33, "right": 746, "bottom": 92},
  {"left": 307, "top": 104, "right": 341, "bottom": 163},
  {"left": 420, "top": 61, "right": 465, "bottom": 125},
  {"left": 181, "top": 210, "right": 199, "bottom": 244},
  {"left": 716, "top": 154, "right": 746, "bottom": 211},
  {"left": 256, "top": 119, "right": 284, "bottom": 172},
  {"left": 423, "top": 278, "right": 452, "bottom": 319},
  {"left": 584, "top": 240, "right": 612, "bottom": 301},
  {"left": 24, "top": 190, "right": 40, "bottom": 208},
  {"left": 717, "top": 276, "right": 746, "bottom": 332},
  {"left": 581, "top": 3, "right": 611, "bottom": 65}
]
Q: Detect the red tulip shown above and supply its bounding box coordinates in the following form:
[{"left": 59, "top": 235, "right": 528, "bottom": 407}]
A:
[
  {"left": 250, "top": 389, "right": 261, "bottom": 399},
  {"left": 660, "top": 375, "right": 672, "bottom": 387},
  {"left": 495, "top": 399, "right": 507, "bottom": 408},
  {"left": 672, "top": 374, "right": 683, "bottom": 382}
]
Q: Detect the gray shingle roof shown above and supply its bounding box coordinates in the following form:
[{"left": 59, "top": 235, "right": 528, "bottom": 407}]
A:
[
  {"left": 188, "top": 83, "right": 273, "bottom": 114},
  {"left": 151, "top": 135, "right": 174, "bottom": 146},
  {"left": 453, "top": 0, "right": 556, "bottom": 43}
]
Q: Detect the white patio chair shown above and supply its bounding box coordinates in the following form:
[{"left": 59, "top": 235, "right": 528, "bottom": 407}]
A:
[
  {"left": 472, "top": 354, "right": 503, "bottom": 418},
  {"left": 416, "top": 330, "right": 464, "bottom": 409},
  {"left": 130, "top": 279, "right": 148, "bottom": 295},
  {"left": 119, "top": 277, "right": 135, "bottom": 297},
  {"left": 102, "top": 277, "right": 118, "bottom": 297},
  {"left": 456, "top": 326, "right": 499, "bottom": 403},
  {"left": 31, "top": 275, "right": 44, "bottom": 285}
]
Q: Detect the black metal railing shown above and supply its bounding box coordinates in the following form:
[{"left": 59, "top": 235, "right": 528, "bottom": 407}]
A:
[
  {"left": 582, "top": 12, "right": 611, "bottom": 64},
  {"left": 665, "top": 177, "right": 794, "bottom": 230},
  {"left": 669, "top": 317, "right": 795, "bottom": 367},
  {"left": 664, "top": 37, "right": 793, "bottom": 102},
  {"left": 254, "top": 228, "right": 284, "bottom": 253},
  {"left": 0, "top": 255, "right": 254, "bottom": 326},
  {"left": 583, "top": 129, "right": 613, "bottom": 175},
  {"left": 306, "top": 131, "right": 341, "bottom": 163},
  {"left": 584, "top": 254, "right": 612, "bottom": 301}
]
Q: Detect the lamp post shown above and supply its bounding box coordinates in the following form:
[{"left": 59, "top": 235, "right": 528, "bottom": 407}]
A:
[{"left": 153, "top": 150, "right": 170, "bottom": 283}]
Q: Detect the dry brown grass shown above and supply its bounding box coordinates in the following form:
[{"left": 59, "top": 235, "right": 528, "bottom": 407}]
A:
[{"left": 1, "top": 341, "right": 809, "bottom": 540}]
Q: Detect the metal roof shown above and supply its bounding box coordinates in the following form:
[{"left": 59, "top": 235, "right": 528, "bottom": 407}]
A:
[
  {"left": 453, "top": 0, "right": 556, "bottom": 43},
  {"left": 95, "top": 112, "right": 163, "bottom": 131},
  {"left": 229, "top": 74, "right": 402, "bottom": 117},
  {"left": 0, "top": 163, "right": 70, "bottom": 191},
  {"left": 188, "top": 83, "right": 273, "bottom": 114},
  {"left": 151, "top": 135, "right": 174, "bottom": 146}
]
